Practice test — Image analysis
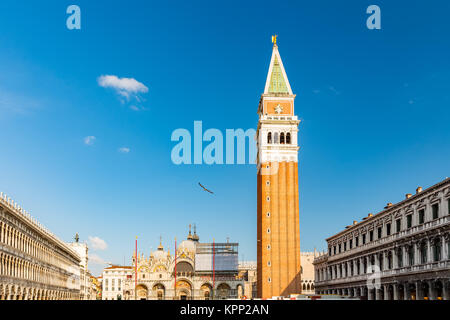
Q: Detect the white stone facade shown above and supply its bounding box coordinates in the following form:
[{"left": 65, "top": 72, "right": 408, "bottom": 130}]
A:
[
  {"left": 314, "top": 178, "right": 450, "bottom": 300},
  {"left": 238, "top": 261, "right": 257, "bottom": 299},
  {"left": 0, "top": 193, "right": 81, "bottom": 300},
  {"left": 257, "top": 115, "right": 300, "bottom": 165},
  {"left": 67, "top": 241, "right": 90, "bottom": 300},
  {"left": 102, "top": 266, "right": 132, "bottom": 300},
  {"left": 300, "top": 252, "right": 317, "bottom": 294}
]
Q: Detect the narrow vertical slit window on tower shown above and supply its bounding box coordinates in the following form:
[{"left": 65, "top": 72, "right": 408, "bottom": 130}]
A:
[
  {"left": 280, "top": 132, "right": 285, "bottom": 144},
  {"left": 286, "top": 132, "right": 291, "bottom": 144},
  {"left": 267, "top": 132, "right": 272, "bottom": 144},
  {"left": 274, "top": 132, "right": 279, "bottom": 144}
]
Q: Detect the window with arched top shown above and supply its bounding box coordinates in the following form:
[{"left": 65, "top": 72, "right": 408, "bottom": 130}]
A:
[
  {"left": 286, "top": 133, "right": 291, "bottom": 144},
  {"left": 274, "top": 132, "right": 279, "bottom": 144},
  {"left": 267, "top": 132, "right": 272, "bottom": 144},
  {"left": 280, "top": 132, "right": 285, "bottom": 144},
  {"left": 175, "top": 261, "right": 194, "bottom": 274}
]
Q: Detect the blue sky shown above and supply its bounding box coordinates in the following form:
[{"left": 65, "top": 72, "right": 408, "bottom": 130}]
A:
[{"left": 0, "top": 0, "right": 449, "bottom": 276}]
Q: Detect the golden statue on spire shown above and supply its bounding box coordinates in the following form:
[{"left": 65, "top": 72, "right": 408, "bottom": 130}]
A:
[{"left": 272, "top": 35, "right": 278, "bottom": 45}]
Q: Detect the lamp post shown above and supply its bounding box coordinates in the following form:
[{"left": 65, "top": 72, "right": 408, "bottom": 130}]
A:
[
  {"left": 135, "top": 236, "right": 137, "bottom": 300},
  {"left": 212, "top": 238, "right": 215, "bottom": 300},
  {"left": 174, "top": 237, "right": 177, "bottom": 300}
]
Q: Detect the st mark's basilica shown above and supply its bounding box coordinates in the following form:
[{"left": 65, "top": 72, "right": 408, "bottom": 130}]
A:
[{"left": 114, "top": 226, "right": 246, "bottom": 300}]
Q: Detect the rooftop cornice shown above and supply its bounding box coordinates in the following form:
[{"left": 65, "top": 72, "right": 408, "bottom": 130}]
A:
[
  {"left": 0, "top": 192, "right": 80, "bottom": 262},
  {"left": 325, "top": 177, "right": 450, "bottom": 242}
]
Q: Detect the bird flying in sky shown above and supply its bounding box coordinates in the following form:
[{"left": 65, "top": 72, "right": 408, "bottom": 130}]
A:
[{"left": 198, "top": 182, "right": 214, "bottom": 194}]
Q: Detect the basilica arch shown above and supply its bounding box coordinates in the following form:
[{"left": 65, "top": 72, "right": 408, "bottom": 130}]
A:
[
  {"left": 216, "top": 283, "right": 231, "bottom": 300},
  {"left": 200, "top": 283, "right": 212, "bottom": 300},
  {"left": 152, "top": 283, "right": 165, "bottom": 300},
  {"left": 136, "top": 284, "right": 148, "bottom": 300},
  {"left": 175, "top": 261, "right": 194, "bottom": 277},
  {"left": 176, "top": 279, "right": 192, "bottom": 300}
]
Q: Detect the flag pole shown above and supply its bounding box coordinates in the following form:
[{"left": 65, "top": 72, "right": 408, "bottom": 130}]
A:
[
  {"left": 135, "top": 236, "right": 138, "bottom": 300},
  {"left": 213, "top": 238, "right": 215, "bottom": 300},
  {"left": 174, "top": 237, "right": 177, "bottom": 300}
]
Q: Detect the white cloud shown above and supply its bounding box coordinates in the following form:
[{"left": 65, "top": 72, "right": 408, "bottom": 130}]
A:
[
  {"left": 118, "top": 147, "right": 130, "bottom": 153},
  {"left": 97, "top": 75, "right": 148, "bottom": 100},
  {"left": 0, "top": 88, "right": 40, "bottom": 115},
  {"left": 129, "top": 105, "right": 147, "bottom": 111},
  {"left": 84, "top": 136, "right": 96, "bottom": 145},
  {"left": 329, "top": 86, "right": 340, "bottom": 95},
  {"left": 88, "top": 236, "right": 108, "bottom": 250},
  {"left": 89, "top": 253, "right": 107, "bottom": 265}
]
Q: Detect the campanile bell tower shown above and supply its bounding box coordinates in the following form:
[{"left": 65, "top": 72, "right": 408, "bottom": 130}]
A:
[{"left": 256, "top": 36, "right": 301, "bottom": 298}]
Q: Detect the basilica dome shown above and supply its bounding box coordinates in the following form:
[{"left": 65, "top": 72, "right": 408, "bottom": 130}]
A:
[
  {"left": 151, "top": 238, "right": 169, "bottom": 260},
  {"left": 151, "top": 248, "right": 167, "bottom": 260},
  {"left": 178, "top": 239, "right": 196, "bottom": 252}
]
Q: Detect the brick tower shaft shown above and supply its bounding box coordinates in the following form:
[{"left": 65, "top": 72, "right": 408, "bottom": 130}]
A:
[{"left": 256, "top": 38, "right": 301, "bottom": 298}]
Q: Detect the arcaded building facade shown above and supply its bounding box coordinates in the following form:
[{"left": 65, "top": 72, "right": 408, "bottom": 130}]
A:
[
  {"left": 238, "top": 261, "right": 257, "bottom": 299},
  {"left": 0, "top": 193, "right": 81, "bottom": 300},
  {"left": 67, "top": 237, "right": 90, "bottom": 300},
  {"left": 314, "top": 178, "right": 450, "bottom": 300},
  {"left": 256, "top": 38, "right": 301, "bottom": 299},
  {"left": 300, "top": 252, "right": 317, "bottom": 294}
]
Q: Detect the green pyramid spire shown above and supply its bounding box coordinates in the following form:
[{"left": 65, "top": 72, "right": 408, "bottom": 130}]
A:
[{"left": 268, "top": 56, "right": 289, "bottom": 94}]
